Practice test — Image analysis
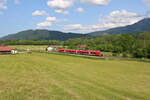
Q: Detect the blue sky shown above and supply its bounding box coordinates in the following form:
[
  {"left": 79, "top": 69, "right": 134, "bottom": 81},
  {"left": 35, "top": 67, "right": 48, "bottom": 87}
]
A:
[{"left": 0, "top": 0, "right": 150, "bottom": 37}]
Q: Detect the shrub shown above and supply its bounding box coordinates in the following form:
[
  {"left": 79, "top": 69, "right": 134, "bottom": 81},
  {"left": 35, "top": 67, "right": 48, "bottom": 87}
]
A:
[
  {"left": 112, "top": 46, "right": 123, "bottom": 53},
  {"left": 132, "top": 48, "right": 147, "bottom": 58},
  {"left": 122, "top": 52, "right": 128, "bottom": 57},
  {"left": 147, "top": 45, "right": 150, "bottom": 58},
  {"left": 112, "top": 53, "right": 119, "bottom": 56}
]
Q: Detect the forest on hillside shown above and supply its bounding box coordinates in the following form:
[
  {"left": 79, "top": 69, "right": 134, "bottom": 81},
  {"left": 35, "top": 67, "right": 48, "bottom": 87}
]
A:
[
  {"left": 64, "top": 32, "right": 150, "bottom": 58},
  {"left": 0, "top": 32, "right": 150, "bottom": 58}
]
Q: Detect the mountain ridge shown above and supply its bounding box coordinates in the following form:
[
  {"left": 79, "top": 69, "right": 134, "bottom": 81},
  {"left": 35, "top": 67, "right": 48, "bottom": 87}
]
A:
[
  {"left": 1, "top": 18, "right": 150, "bottom": 40},
  {"left": 0, "top": 29, "right": 86, "bottom": 41},
  {"left": 89, "top": 18, "right": 150, "bottom": 36}
]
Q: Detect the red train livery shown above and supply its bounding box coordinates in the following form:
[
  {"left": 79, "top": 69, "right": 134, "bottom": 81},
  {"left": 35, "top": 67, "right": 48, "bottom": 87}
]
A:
[{"left": 58, "top": 49, "right": 103, "bottom": 56}]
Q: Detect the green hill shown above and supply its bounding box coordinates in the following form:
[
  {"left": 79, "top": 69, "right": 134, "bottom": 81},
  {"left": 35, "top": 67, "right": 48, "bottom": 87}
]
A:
[{"left": 1, "top": 29, "right": 86, "bottom": 41}]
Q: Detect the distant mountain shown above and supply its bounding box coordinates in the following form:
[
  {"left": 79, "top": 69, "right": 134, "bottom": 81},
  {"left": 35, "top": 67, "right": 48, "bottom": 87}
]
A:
[
  {"left": 1, "top": 18, "right": 150, "bottom": 40},
  {"left": 1, "top": 29, "right": 86, "bottom": 41},
  {"left": 89, "top": 18, "right": 150, "bottom": 36}
]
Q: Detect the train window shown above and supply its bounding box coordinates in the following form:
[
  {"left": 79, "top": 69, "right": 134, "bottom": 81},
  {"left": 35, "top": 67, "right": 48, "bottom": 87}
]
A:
[{"left": 91, "top": 52, "right": 96, "bottom": 54}]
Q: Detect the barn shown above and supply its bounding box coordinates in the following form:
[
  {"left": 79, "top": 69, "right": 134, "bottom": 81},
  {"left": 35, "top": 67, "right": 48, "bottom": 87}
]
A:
[{"left": 0, "top": 46, "right": 12, "bottom": 54}]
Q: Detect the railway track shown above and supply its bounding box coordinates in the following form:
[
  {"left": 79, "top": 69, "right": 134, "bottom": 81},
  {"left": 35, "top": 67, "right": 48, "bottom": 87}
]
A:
[
  {"left": 54, "top": 52, "right": 150, "bottom": 62},
  {"left": 39, "top": 51, "right": 150, "bottom": 62}
]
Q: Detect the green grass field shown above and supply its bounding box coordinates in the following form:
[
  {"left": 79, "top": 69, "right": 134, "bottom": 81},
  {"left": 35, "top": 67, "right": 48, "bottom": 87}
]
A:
[
  {"left": 11, "top": 45, "right": 48, "bottom": 51},
  {"left": 0, "top": 53, "right": 150, "bottom": 100}
]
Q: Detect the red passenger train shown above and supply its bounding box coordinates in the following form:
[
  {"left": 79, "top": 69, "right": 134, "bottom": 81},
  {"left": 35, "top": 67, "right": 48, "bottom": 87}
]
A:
[{"left": 58, "top": 49, "right": 103, "bottom": 56}]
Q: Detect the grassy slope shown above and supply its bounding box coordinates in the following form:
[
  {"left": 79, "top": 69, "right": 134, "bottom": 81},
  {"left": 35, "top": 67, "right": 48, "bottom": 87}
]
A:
[{"left": 0, "top": 53, "right": 150, "bottom": 100}]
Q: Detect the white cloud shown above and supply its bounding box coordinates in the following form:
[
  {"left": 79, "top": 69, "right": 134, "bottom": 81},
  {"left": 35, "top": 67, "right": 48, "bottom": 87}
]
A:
[
  {"left": 32, "top": 10, "right": 48, "bottom": 16},
  {"left": 63, "top": 24, "right": 95, "bottom": 33},
  {"left": 63, "top": 10, "right": 143, "bottom": 33},
  {"left": 99, "top": 10, "right": 143, "bottom": 29},
  {"left": 0, "top": 0, "right": 8, "bottom": 10},
  {"left": 47, "top": 0, "right": 73, "bottom": 9},
  {"left": 36, "top": 16, "right": 58, "bottom": 28},
  {"left": 76, "top": 7, "right": 84, "bottom": 13},
  {"left": 55, "top": 9, "right": 69, "bottom": 14},
  {"left": 63, "top": 24, "right": 83, "bottom": 30},
  {"left": 80, "top": 0, "right": 111, "bottom": 6},
  {"left": 47, "top": 0, "right": 72, "bottom": 14},
  {"left": 46, "top": 16, "right": 57, "bottom": 22},
  {"left": 37, "top": 21, "right": 52, "bottom": 28}
]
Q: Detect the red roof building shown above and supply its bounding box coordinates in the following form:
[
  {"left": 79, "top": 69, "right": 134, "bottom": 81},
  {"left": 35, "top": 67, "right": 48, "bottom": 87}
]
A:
[
  {"left": 77, "top": 45, "right": 87, "bottom": 49},
  {"left": 0, "top": 46, "right": 12, "bottom": 54}
]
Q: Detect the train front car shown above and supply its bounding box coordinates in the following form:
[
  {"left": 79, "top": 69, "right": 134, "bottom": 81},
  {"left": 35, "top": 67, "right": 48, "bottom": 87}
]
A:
[
  {"left": 58, "top": 49, "right": 65, "bottom": 53},
  {"left": 88, "top": 51, "right": 103, "bottom": 56},
  {"left": 95, "top": 51, "right": 103, "bottom": 56}
]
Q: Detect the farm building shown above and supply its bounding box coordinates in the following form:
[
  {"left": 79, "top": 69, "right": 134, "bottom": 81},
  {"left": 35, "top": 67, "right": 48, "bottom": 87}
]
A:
[
  {"left": 46, "top": 45, "right": 59, "bottom": 52},
  {"left": 0, "top": 46, "right": 12, "bottom": 54},
  {"left": 77, "top": 45, "right": 87, "bottom": 49}
]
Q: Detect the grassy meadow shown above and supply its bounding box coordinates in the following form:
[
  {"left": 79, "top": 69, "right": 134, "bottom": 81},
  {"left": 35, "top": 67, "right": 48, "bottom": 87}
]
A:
[
  {"left": 11, "top": 45, "right": 48, "bottom": 51},
  {"left": 0, "top": 52, "right": 150, "bottom": 100}
]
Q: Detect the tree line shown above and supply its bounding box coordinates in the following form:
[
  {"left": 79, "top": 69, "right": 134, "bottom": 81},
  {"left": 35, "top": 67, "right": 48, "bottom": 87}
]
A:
[{"left": 0, "top": 40, "right": 61, "bottom": 45}]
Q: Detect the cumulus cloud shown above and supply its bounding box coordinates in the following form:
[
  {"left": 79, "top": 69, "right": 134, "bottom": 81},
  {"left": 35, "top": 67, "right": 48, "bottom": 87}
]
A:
[
  {"left": 76, "top": 7, "right": 84, "bottom": 13},
  {"left": 47, "top": 0, "right": 111, "bottom": 15},
  {"left": 99, "top": 10, "right": 143, "bottom": 29},
  {"left": 63, "top": 24, "right": 103, "bottom": 33},
  {"left": 46, "top": 16, "right": 57, "bottom": 22},
  {"left": 63, "top": 24, "right": 83, "bottom": 30},
  {"left": 47, "top": 0, "right": 72, "bottom": 14},
  {"left": 0, "top": 0, "right": 8, "bottom": 10},
  {"left": 63, "top": 10, "right": 143, "bottom": 33},
  {"left": 37, "top": 21, "right": 52, "bottom": 28},
  {"left": 80, "top": 0, "right": 111, "bottom": 6},
  {"left": 55, "top": 9, "right": 69, "bottom": 14},
  {"left": 32, "top": 10, "right": 48, "bottom": 16},
  {"left": 47, "top": 0, "right": 73, "bottom": 9},
  {"left": 36, "top": 16, "right": 58, "bottom": 28}
]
